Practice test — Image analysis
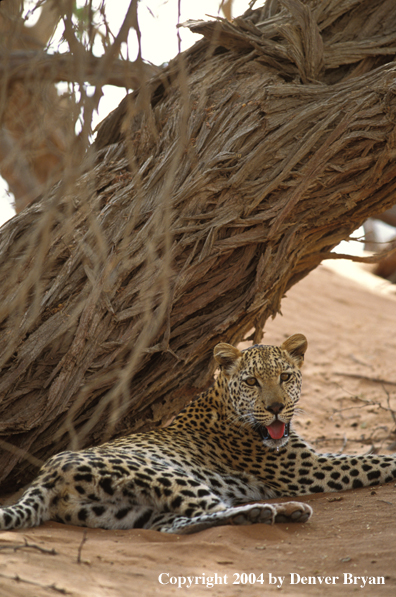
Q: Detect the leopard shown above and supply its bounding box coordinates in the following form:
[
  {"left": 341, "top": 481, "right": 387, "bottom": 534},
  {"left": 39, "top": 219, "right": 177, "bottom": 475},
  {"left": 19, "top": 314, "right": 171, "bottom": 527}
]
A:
[{"left": 1, "top": 333, "right": 396, "bottom": 535}]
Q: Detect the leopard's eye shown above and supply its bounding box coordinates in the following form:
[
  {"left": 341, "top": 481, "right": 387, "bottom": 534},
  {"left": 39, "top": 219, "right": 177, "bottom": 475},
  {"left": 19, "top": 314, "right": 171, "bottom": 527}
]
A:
[
  {"left": 280, "top": 372, "right": 291, "bottom": 382},
  {"left": 245, "top": 377, "right": 258, "bottom": 387}
]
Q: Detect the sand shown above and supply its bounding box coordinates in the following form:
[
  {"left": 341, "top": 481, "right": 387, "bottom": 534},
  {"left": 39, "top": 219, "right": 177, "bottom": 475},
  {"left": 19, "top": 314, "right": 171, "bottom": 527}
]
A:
[{"left": 0, "top": 262, "right": 395, "bottom": 597}]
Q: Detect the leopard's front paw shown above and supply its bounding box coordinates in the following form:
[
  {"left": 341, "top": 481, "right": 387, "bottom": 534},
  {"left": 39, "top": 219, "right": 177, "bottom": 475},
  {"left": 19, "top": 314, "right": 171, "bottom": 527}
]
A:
[{"left": 273, "top": 501, "right": 312, "bottom": 524}]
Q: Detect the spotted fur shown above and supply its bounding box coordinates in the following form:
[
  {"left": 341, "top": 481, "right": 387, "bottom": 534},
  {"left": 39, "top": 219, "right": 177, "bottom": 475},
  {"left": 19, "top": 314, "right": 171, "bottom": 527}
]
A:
[{"left": 1, "top": 334, "right": 395, "bottom": 534}]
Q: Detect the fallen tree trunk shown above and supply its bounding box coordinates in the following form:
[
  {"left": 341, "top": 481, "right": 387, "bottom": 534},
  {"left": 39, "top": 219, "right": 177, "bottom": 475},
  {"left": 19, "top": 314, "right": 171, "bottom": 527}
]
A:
[{"left": 1, "top": 0, "right": 396, "bottom": 491}]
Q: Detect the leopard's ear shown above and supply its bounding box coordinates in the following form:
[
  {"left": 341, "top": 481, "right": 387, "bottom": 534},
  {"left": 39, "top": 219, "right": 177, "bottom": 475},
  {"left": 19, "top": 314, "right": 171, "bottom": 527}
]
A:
[
  {"left": 214, "top": 343, "right": 242, "bottom": 374},
  {"left": 281, "top": 334, "right": 307, "bottom": 368}
]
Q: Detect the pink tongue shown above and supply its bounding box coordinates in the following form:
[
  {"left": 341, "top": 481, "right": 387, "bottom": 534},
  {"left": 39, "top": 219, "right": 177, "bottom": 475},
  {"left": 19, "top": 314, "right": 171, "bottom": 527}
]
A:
[{"left": 267, "top": 421, "right": 285, "bottom": 440}]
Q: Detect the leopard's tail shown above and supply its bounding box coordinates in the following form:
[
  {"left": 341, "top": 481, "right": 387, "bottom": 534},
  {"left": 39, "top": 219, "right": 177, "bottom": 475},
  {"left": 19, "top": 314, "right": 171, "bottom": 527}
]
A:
[{"left": 0, "top": 483, "right": 53, "bottom": 530}]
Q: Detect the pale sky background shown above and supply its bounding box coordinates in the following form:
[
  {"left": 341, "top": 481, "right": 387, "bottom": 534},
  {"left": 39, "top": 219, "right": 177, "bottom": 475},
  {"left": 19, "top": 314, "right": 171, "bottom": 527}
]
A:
[{"left": 0, "top": 1, "right": 394, "bottom": 251}]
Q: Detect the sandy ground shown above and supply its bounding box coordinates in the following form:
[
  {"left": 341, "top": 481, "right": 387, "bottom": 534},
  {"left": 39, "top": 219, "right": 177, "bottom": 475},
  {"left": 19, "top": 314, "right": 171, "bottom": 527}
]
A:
[{"left": 0, "top": 262, "right": 396, "bottom": 597}]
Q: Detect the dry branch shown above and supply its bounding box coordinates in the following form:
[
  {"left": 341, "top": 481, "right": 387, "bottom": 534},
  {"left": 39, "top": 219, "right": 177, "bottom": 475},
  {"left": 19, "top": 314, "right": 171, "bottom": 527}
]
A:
[
  {"left": 0, "top": 0, "right": 68, "bottom": 212},
  {"left": 1, "top": 0, "right": 396, "bottom": 491},
  {"left": 1, "top": 51, "right": 159, "bottom": 89}
]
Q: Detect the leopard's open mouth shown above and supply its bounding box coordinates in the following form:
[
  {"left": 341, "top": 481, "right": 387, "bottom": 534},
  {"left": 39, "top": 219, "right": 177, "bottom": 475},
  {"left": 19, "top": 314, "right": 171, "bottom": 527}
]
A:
[{"left": 257, "top": 421, "right": 290, "bottom": 441}]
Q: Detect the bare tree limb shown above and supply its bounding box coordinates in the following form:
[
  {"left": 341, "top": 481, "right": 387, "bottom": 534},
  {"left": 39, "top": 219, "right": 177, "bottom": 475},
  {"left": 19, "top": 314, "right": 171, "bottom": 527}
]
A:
[{"left": 0, "top": 50, "right": 160, "bottom": 91}]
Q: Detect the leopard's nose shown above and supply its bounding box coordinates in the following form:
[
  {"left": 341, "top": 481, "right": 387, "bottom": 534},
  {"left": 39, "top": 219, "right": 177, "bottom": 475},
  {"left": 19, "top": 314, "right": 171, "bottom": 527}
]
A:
[{"left": 266, "top": 402, "right": 284, "bottom": 415}]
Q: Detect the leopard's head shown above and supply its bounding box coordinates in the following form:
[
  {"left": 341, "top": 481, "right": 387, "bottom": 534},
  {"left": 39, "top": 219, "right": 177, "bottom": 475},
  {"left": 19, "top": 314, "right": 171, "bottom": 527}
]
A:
[{"left": 214, "top": 334, "right": 307, "bottom": 449}]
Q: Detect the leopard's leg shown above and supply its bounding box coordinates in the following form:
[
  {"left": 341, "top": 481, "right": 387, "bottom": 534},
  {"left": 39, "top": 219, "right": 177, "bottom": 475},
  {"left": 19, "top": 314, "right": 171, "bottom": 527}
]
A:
[
  {"left": 154, "top": 501, "right": 312, "bottom": 534},
  {"left": 274, "top": 432, "right": 396, "bottom": 497},
  {"left": 0, "top": 450, "right": 231, "bottom": 531}
]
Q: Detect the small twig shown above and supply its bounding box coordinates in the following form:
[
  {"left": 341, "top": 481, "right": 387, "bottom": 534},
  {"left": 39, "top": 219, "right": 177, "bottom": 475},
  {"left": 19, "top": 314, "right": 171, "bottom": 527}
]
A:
[
  {"left": 0, "top": 572, "right": 69, "bottom": 594},
  {"left": 334, "top": 372, "right": 396, "bottom": 386},
  {"left": 330, "top": 402, "right": 378, "bottom": 417},
  {"left": 77, "top": 529, "right": 88, "bottom": 564},
  {"left": 314, "top": 422, "right": 394, "bottom": 452},
  {"left": 382, "top": 384, "right": 396, "bottom": 426},
  {"left": 313, "top": 436, "right": 377, "bottom": 454},
  {"left": 320, "top": 248, "right": 396, "bottom": 264},
  {"left": 0, "top": 438, "right": 44, "bottom": 468},
  {"left": 337, "top": 434, "right": 348, "bottom": 454},
  {"left": 332, "top": 394, "right": 396, "bottom": 421},
  {"left": 313, "top": 436, "right": 374, "bottom": 446},
  {"left": 0, "top": 537, "right": 57, "bottom": 555},
  {"left": 348, "top": 353, "right": 374, "bottom": 369}
]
